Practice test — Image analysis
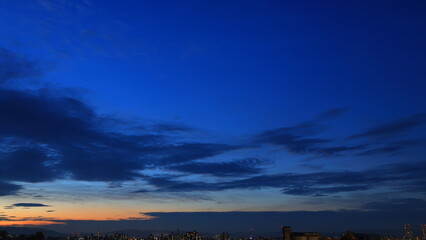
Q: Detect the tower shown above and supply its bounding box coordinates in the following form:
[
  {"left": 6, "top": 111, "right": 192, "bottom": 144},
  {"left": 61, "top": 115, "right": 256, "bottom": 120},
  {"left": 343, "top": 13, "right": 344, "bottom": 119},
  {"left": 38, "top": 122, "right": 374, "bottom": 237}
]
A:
[
  {"left": 282, "top": 226, "right": 292, "bottom": 240},
  {"left": 403, "top": 224, "right": 413, "bottom": 240}
]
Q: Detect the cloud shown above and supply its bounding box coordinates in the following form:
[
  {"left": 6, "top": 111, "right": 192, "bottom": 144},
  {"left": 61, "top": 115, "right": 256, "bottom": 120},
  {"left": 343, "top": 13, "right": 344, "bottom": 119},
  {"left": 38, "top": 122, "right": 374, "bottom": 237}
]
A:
[
  {"left": 135, "top": 160, "right": 426, "bottom": 196},
  {"left": 0, "top": 182, "right": 22, "bottom": 196},
  {"left": 0, "top": 47, "right": 41, "bottom": 85},
  {"left": 253, "top": 111, "right": 363, "bottom": 156},
  {"left": 308, "top": 145, "right": 365, "bottom": 157},
  {"left": 253, "top": 110, "right": 426, "bottom": 159},
  {"left": 4, "top": 203, "right": 50, "bottom": 209},
  {"left": 314, "top": 108, "right": 348, "bottom": 121},
  {"left": 281, "top": 185, "right": 370, "bottom": 196},
  {"left": 0, "top": 148, "right": 57, "bottom": 183},
  {"left": 254, "top": 126, "right": 330, "bottom": 154},
  {"left": 12, "top": 203, "right": 50, "bottom": 207},
  {"left": 139, "top": 176, "right": 225, "bottom": 193},
  {"left": 0, "top": 87, "right": 240, "bottom": 183},
  {"left": 167, "top": 158, "right": 266, "bottom": 177},
  {"left": 356, "top": 139, "right": 423, "bottom": 156},
  {"left": 357, "top": 146, "right": 402, "bottom": 156},
  {"left": 156, "top": 143, "right": 242, "bottom": 165},
  {"left": 0, "top": 212, "right": 64, "bottom": 226},
  {"left": 152, "top": 123, "right": 193, "bottom": 133},
  {"left": 362, "top": 198, "right": 426, "bottom": 212},
  {"left": 1, "top": 47, "right": 425, "bottom": 200},
  {"left": 350, "top": 114, "right": 426, "bottom": 139},
  {"left": 0, "top": 87, "right": 144, "bottom": 182},
  {"left": 0, "top": 47, "right": 241, "bottom": 193}
]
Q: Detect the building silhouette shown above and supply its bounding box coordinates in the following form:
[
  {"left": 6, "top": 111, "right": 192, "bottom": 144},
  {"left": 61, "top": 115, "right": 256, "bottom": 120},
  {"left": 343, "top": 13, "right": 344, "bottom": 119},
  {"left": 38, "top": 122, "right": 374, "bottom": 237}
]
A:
[{"left": 281, "top": 226, "right": 321, "bottom": 240}]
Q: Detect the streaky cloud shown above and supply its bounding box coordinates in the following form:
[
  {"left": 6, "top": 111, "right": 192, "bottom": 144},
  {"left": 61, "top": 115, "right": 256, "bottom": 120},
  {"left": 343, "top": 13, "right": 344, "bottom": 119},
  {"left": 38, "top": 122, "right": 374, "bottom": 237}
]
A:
[
  {"left": 350, "top": 114, "right": 426, "bottom": 139},
  {"left": 362, "top": 198, "right": 426, "bottom": 212},
  {"left": 356, "top": 139, "right": 423, "bottom": 156},
  {"left": 135, "top": 160, "right": 426, "bottom": 196},
  {"left": 253, "top": 111, "right": 362, "bottom": 156},
  {"left": 167, "top": 158, "right": 266, "bottom": 177}
]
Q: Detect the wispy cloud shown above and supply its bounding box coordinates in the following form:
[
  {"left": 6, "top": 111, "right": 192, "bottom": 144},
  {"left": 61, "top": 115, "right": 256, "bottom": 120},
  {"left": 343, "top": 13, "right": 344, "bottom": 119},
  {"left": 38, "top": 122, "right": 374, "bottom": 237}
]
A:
[
  {"left": 252, "top": 110, "right": 364, "bottom": 156},
  {"left": 135, "top": 160, "right": 426, "bottom": 196},
  {"left": 167, "top": 158, "right": 267, "bottom": 177},
  {"left": 350, "top": 114, "right": 426, "bottom": 139}
]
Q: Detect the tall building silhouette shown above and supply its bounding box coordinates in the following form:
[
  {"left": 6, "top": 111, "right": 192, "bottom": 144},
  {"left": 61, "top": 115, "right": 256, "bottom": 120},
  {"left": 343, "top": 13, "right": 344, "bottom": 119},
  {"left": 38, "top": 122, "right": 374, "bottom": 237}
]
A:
[{"left": 403, "top": 224, "right": 413, "bottom": 240}]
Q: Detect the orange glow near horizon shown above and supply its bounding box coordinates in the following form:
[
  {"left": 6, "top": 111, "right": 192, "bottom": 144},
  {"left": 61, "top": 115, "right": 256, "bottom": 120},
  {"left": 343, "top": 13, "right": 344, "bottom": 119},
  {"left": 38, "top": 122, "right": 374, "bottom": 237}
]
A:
[
  {"left": 0, "top": 221, "right": 65, "bottom": 226},
  {"left": 0, "top": 208, "right": 155, "bottom": 227},
  {"left": 0, "top": 214, "right": 154, "bottom": 227}
]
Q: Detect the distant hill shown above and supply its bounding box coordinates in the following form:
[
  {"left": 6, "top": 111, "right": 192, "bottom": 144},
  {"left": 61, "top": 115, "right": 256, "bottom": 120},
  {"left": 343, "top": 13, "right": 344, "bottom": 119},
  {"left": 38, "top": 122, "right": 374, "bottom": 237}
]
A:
[{"left": 0, "top": 227, "right": 66, "bottom": 237}]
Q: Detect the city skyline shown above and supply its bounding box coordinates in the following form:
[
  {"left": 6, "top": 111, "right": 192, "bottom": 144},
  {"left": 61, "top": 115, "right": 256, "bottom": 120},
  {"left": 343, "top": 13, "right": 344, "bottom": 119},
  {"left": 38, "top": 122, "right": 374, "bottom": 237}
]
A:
[{"left": 0, "top": 0, "right": 425, "bottom": 234}]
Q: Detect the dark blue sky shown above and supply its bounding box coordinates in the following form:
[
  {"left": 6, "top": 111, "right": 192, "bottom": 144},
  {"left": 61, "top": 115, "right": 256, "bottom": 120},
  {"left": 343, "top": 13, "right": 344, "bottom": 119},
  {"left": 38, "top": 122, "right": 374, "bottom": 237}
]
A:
[{"left": 0, "top": 0, "right": 425, "bottom": 234}]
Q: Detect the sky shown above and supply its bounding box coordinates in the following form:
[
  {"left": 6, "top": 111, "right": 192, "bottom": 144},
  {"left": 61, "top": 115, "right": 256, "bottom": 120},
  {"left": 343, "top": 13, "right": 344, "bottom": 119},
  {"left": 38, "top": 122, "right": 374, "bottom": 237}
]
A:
[{"left": 0, "top": 0, "right": 425, "bottom": 235}]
